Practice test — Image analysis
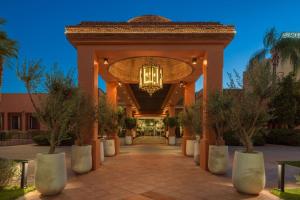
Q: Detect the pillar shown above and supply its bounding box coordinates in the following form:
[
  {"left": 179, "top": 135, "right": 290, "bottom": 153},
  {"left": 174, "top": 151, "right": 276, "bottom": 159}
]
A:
[
  {"left": 168, "top": 105, "right": 175, "bottom": 137},
  {"left": 78, "top": 46, "right": 100, "bottom": 170},
  {"left": 200, "top": 48, "right": 223, "bottom": 170},
  {"left": 106, "top": 82, "right": 120, "bottom": 154},
  {"left": 182, "top": 82, "right": 195, "bottom": 155}
]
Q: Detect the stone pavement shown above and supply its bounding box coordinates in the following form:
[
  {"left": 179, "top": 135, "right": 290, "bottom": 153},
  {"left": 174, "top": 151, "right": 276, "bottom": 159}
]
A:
[{"left": 11, "top": 144, "right": 281, "bottom": 200}]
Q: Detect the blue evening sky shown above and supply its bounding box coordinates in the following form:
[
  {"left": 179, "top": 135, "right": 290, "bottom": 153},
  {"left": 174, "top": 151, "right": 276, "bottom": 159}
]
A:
[{"left": 1, "top": 0, "right": 300, "bottom": 93}]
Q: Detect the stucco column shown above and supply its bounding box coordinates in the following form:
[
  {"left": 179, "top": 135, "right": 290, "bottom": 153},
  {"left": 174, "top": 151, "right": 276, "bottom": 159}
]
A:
[
  {"left": 182, "top": 82, "right": 195, "bottom": 155},
  {"left": 106, "top": 82, "right": 117, "bottom": 107},
  {"left": 168, "top": 105, "right": 175, "bottom": 137},
  {"left": 106, "top": 82, "right": 120, "bottom": 154},
  {"left": 77, "top": 46, "right": 100, "bottom": 170},
  {"left": 200, "top": 48, "right": 223, "bottom": 170},
  {"left": 21, "top": 112, "right": 26, "bottom": 132}
]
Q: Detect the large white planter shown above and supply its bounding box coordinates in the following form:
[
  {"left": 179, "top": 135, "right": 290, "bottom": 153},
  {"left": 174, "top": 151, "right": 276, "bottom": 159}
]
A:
[
  {"left": 71, "top": 145, "right": 92, "bottom": 174},
  {"left": 168, "top": 136, "right": 176, "bottom": 145},
  {"left": 193, "top": 141, "right": 200, "bottom": 165},
  {"left": 104, "top": 139, "right": 115, "bottom": 156},
  {"left": 35, "top": 152, "right": 67, "bottom": 196},
  {"left": 186, "top": 140, "right": 195, "bottom": 156},
  {"left": 100, "top": 140, "right": 105, "bottom": 163},
  {"left": 208, "top": 145, "right": 228, "bottom": 174},
  {"left": 125, "top": 135, "right": 133, "bottom": 145},
  {"left": 232, "top": 151, "right": 266, "bottom": 194}
]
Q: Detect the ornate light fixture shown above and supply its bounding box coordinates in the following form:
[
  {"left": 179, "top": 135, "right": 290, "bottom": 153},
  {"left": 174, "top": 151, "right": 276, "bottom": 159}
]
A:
[{"left": 139, "top": 58, "right": 163, "bottom": 96}]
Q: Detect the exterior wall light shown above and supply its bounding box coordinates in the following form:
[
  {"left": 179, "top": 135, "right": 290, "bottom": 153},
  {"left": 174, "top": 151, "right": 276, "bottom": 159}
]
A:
[
  {"left": 104, "top": 58, "right": 109, "bottom": 65},
  {"left": 203, "top": 59, "right": 208, "bottom": 66},
  {"left": 192, "top": 58, "right": 197, "bottom": 65},
  {"left": 118, "top": 82, "right": 122, "bottom": 87},
  {"left": 179, "top": 81, "right": 186, "bottom": 88}
]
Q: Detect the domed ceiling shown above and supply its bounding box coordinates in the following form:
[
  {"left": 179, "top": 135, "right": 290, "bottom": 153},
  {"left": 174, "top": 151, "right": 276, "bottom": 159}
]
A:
[
  {"left": 127, "top": 15, "right": 171, "bottom": 23},
  {"left": 108, "top": 57, "right": 193, "bottom": 83}
]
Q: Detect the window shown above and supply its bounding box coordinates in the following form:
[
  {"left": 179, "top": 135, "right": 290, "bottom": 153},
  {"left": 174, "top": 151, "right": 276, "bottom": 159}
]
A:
[
  {"left": 11, "top": 115, "right": 21, "bottom": 130},
  {"left": 28, "top": 115, "right": 39, "bottom": 129},
  {"left": 0, "top": 113, "right": 3, "bottom": 130}
]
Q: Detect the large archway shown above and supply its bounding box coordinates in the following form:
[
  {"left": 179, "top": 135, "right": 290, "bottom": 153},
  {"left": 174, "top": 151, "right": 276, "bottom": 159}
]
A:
[{"left": 65, "top": 15, "right": 235, "bottom": 171}]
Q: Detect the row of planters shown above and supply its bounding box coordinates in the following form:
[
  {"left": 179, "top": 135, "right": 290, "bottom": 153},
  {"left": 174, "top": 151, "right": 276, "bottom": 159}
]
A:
[
  {"left": 176, "top": 59, "right": 276, "bottom": 195},
  {"left": 16, "top": 62, "right": 128, "bottom": 196}
]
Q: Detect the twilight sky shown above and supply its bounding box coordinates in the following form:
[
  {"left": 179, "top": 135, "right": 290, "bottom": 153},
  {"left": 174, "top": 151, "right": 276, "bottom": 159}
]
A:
[{"left": 1, "top": 0, "right": 300, "bottom": 93}]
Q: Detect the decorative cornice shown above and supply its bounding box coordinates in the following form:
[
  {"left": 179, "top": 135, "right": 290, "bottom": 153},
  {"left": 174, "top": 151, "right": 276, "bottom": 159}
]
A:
[{"left": 65, "top": 23, "right": 236, "bottom": 34}]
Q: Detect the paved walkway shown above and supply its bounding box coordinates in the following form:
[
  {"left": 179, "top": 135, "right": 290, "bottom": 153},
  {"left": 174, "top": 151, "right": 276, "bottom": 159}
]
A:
[{"left": 6, "top": 144, "right": 282, "bottom": 200}]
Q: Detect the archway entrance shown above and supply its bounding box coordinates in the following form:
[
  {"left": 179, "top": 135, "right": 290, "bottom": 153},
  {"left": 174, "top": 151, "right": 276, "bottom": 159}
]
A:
[{"left": 65, "top": 15, "right": 235, "bottom": 171}]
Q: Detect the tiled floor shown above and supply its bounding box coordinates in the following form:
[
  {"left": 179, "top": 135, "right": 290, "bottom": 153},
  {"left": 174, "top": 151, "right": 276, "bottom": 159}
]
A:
[{"left": 11, "top": 144, "right": 281, "bottom": 200}]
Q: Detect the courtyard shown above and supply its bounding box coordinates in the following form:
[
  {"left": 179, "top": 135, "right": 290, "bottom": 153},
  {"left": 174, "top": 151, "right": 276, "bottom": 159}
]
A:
[{"left": 1, "top": 143, "right": 300, "bottom": 199}]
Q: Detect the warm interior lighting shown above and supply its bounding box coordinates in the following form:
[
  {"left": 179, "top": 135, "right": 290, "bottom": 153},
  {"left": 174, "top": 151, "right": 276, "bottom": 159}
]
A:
[
  {"left": 203, "top": 59, "right": 208, "bottom": 65},
  {"left": 104, "top": 58, "right": 109, "bottom": 65},
  {"left": 139, "top": 59, "right": 163, "bottom": 96},
  {"left": 118, "top": 82, "right": 122, "bottom": 87},
  {"left": 192, "top": 58, "right": 197, "bottom": 65},
  {"left": 179, "top": 81, "right": 186, "bottom": 88}
]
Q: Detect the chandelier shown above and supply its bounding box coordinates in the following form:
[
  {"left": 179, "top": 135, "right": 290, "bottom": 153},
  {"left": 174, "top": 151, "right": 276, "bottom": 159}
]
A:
[{"left": 139, "top": 59, "right": 163, "bottom": 96}]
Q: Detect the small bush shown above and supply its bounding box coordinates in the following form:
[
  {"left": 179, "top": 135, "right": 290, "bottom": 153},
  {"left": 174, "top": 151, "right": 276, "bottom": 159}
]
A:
[
  {"left": 32, "top": 134, "right": 49, "bottom": 146},
  {"left": 0, "top": 158, "right": 20, "bottom": 189},
  {"left": 266, "top": 129, "right": 300, "bottom": 146},
  {"left": 32, "top": 132, "right": 75, "bottom": 146},
  {"left": 224, "top": 130, "right": 265, "bottom": 146}
]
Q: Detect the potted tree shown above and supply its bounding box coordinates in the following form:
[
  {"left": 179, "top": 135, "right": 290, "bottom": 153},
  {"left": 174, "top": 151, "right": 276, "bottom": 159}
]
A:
[
  {"left": 17, "top": 62, "right": 77, "bottom": 195},
  {"left": 166, "top": 117, "right": 178, "bottom": 145},
  {"left": 227, "top": 60, "right": 275, "bottom": 194},
  {"left": 179, "top": 102, "right": 201, "bottom": 158},
  {"left": 207, "top": 91, "right": 231, "bottom": 174},
  {"left": 117, "top": 107, "right": 126, "bottom": 146},
  {"left": 69, "top": 93, "right": 96, "bottom": 174},
  {"left": 124, "top": 117, "right": 136, "bottom": 145},
  {"left": 97, "top": 94, "right": 118, "bottom": 156}
]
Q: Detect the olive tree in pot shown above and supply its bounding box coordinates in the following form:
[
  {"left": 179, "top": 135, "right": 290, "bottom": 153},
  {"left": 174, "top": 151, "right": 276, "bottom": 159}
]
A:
[
  {"left": 68, "top": 93, "right": 96, "bottom": 174},
  {"left": 97, "top": 94, "right": 118, "bottom": 156},
  {"left": 124, "top": 117, "right": 136, "bottom": 145},
  {"left": 17, "top": 61, "right": 78, "bottom": 195},
  {"left": 207, "top": 92, "right": 231, "bottom": 174},
  {"left": 179, "top": 101, "right": 202, "bottom": 158},
  {"left": 117, "top": 107, "right": 126, "bottom": 146},
  {"left": 166, "top": 117, "right": 178, "bottom": 145},
  {"left": 227, "top": 60, "right": 275, "bottom": 195}
]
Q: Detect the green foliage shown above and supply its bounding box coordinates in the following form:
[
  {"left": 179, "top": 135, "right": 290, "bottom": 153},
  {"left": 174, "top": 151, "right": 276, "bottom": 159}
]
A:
[
  {"left": 179, "top": 100, "right": 202, "bottom": 136},
  {"left": 97, "top": 94, "right": 118, "bottom": 137},
  {"left": 269, "top": 73, "right": 300, "bottom": 128},
  {"left": 265, "top": 129, "right": 300, "bottom": 146},
  {"left": 0, "top": 186, "right": 35, "bottom": 200},
  {"left": 17, "top": 61, "right": 82, "bottom": 153},
  {"left": 226, "top": 60, "right": 275, "bottom": 153},
  {"left": 271, "top": 188, "right": 300, "bottom": 200},
  {"left": 208, "top": 91, "right": 232, "bottom": 144},
  {"left": 0, "top": 18, "right": 18, "bottom": 88},
  {"left": 223, "top": 130, "right": 265, "bottom": 146},
  {"left": 167, "top": 117, "right": 178, "bottom": 128},
  {"left": 32, "top": 132, "right": 75, "bottom": 146},
  {"left": 0, "top": 158, "right": 20, "bottom": 189},
  {"left": 125, "top": 117, "right": 137, "bottom": 130}
]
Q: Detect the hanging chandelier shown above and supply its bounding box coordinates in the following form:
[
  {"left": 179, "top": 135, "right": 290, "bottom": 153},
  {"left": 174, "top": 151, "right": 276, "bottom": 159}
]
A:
[{"left": 139, "top": 59, "right": 163, "bottom": 96}]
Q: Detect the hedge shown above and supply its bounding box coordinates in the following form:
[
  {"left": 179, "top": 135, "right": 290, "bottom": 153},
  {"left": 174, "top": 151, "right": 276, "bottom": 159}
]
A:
[
  {"left": 265, "top": 129, "right": 300, "bottom": 146},
  {"left": 223, "top": 130, "right": 266, "bottom": 146}
]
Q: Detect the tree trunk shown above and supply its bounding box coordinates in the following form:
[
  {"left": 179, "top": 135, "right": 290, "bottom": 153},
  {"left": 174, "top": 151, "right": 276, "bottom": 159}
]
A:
[{"left": 245, "top": 136, "right": 254, "bottom": 153}]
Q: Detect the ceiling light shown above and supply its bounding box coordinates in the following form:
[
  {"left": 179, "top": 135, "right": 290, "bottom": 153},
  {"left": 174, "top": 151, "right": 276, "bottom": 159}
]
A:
[
  {"left": 192, "top": 58, "right": 197, "bottom": 65},
  {"left": 104, "top": 58, "right": 109, "bottom": 65}
]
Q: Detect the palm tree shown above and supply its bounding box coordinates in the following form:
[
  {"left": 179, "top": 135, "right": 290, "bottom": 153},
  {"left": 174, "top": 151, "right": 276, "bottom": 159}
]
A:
[
  {"left": 251, "top": 27, "right": 300, "bottom": 75},
  {"left": 0, "top": 18, "right": 18, "bottom": 89}
]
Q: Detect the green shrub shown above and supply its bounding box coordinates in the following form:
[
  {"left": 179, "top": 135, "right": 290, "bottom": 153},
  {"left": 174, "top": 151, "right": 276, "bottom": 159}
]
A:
[
  {"left": 224, "top": 130, "right": 265, "bottom": 146},
  {"left": 266, "top": 129, "right": 300, "bottom": 146},
  {"left": 32, "top": 132, "right": 74, "bottom": 146},
  {"left": 0, "top": 158, "right": 20, "bottom": 189},
  {"left": 32, "top": 134, "right": 49, "bottom": 146}
]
